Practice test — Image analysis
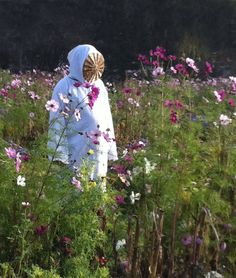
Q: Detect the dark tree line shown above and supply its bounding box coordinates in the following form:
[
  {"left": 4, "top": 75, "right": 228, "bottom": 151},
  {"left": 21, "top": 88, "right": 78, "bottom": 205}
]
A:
[{"left": 0, "top": 0, "right": 236, "bottom": 77}]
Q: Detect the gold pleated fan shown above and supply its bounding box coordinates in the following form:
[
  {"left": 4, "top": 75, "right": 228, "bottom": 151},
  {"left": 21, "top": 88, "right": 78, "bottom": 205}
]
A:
[{"left": 83, "top": 52, "right": 105, "bottom": 83}]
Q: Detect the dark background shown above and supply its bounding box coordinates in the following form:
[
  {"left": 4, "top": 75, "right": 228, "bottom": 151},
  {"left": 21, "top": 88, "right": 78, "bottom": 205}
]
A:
[{"left": 0, "top": 0, "right": 236, "bottom": 78}]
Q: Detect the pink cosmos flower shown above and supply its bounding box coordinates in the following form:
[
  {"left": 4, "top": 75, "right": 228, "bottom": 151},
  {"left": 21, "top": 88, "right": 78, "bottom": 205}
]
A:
[
  {"left": 83, "top": 82, "right": 92, "bottom": 89},
  {"left": 181, "top": 234, "right": 192, "bottom": 246},
  {"left": 138, "top": 54, "right": 147, "bottom": 62},
  {"left": 124, "top": 154, "right": 133, "bottom": 163},
  {"left": 11, "top": 79, "right": 22, "bottom": 89},
  {"left": 1, "top": 88, "right": 8, "bottom": 97},
  {"left": 154, "top": 47, "right": 167, "bottom": 60},
  {"left": 28, "top": 91, "right": 40, "bottom": 100},
  {"left": 205, "top": 61, "right": 213, "bottom": 74},
  {"left": 74, "top": 81, "right": 82, "bottom": 87},
  {"left": 228, "top": 98, "right": 235, "bottom": 107},
  {"left": 60, "top": 236, "right": 72, "bottom": 245},
  {"left": 170, "top": 110, "right": 178, "bottom": 124},
  {"left": 116, "top": 100, "right": 124, "bottom": 109},
  {"left": 16, "top": 153, "right": 22, "bottom": 173},
  {"left": 122, "top": 87, "right": 132, "bottom": 94},
  {"left": 45, "top": 100, "right": 59, "bottom": 112},
  {"left": 152, "top": 67, "right": 165, "bottom": 77},
  {"left": 112, "top": 164, "right": 127, "bottom": 174},
  {"left": 175, "top": 64, "right": 189, "bottom": 76},
  {"left": 44, "top": 78, "right": 53, "bottom": 87},
  {"left": 149, "top": 49, "right": 154, "bottom": 56},
  {"left": 21, "top": 153, "right": 30, "bottom": 161},
  {"left": 175, "top": 100, "right": 184, "bottom": 109},
  {"left": 214, "top": 89, "right": 225, "bottom": 102},
  {"left": 86, "top": 129, "right": 102, "bottom": 144},
  {"left": 72, "top": 177, "right": 83, "bottom": 191},
  {"left": 170, "top": 66, "right": 177, "bottom": 74},
  {"left": 102, "top": 132, "right": 112, "bottom": 142},
  {"left": 168, "top": 55, "right": 177, "bottom": 61},
  {"left": 164, "top": 99, "right": 173, "bottom": 108},
  {"left": 87, "top": 86, "right": 100, "bottom": 108},
  {"left": 35, "top": 225, "right": 48, "bottom": 236},
  {"left": 152, "top": 60, "right": 159, "bottom": 66},
  {"left": 186, "top": 58, "right": 199, "bottom": 73},
  {"left": 115, "top": 195, "right": 125, "bottom": 205},
  {"left": 5, "top": 147, "right": 17, "bottom": 159}
]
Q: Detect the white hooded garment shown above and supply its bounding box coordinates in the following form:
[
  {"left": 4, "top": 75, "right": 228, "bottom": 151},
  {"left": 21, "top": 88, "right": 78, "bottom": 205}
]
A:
[{"left": 48, "top": 44, "right": 118, "bottom": 179}]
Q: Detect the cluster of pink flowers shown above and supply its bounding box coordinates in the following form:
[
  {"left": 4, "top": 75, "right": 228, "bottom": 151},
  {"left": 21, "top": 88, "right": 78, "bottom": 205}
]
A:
[
  {"left": 138, "top": 46, "right": 213, "bottom": 79},
  {"left": 0, "top": 78, "right": 22, "bottom": 101},
  {"left": 164, "top": 99, "right": 184, "bottom": 124},
  {"left": 174, "top": 63, "right": 189, "bottom": 77},
  {"left": 86, "top": 129, "right": 114, "bottom": 145},
  {"left": 213, "top": 89, "right": 235, "bottom": 107},
  {"left": 73, "top": 81, "right": 100, "bottom": 109},
  {"left": 5, "top": 147, "right": 29, "bottom": 172},
  {"left": 138, "top": 47, "right": 176, "bottom": 66},
  {"left": 87, "top": 86, "right": 100, "bottom": 109},
  {"left": 35, "top": 224, "right": 48, "bottom": 236}
]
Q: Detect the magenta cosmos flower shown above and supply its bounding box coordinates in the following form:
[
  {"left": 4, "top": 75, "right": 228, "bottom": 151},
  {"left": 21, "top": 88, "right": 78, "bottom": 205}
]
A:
[
  {"left": 205, "top": 61, "right": 213, "bottom": 74},
  {"left": 170, "top": 110, "right": 178, "bottom": 124},
  {"left": 35, "top": 225, "right": 48, "bottom": 236},
  {"left": 87, "top": 85, "right": 100, "bottom": 109},
  {"left": 115, "top": 195, "right": 126, "bottom": 205}
]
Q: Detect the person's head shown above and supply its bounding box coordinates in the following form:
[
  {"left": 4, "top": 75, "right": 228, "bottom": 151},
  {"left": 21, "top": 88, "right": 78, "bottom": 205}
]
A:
[{"left": 68, "top": 44, "right": 105, "bottom": 83}]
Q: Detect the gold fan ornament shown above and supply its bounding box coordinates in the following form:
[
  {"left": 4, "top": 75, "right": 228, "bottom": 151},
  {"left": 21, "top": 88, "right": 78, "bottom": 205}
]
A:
[{"left": 83, "top": 52, "right": 105, "bottom": 83}]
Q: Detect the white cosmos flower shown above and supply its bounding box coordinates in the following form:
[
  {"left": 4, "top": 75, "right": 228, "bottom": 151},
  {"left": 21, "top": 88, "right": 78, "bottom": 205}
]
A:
[
  {"left": 130, "top": 191, "right": 141, "bottom": 204},
  {"left": 17, "top": 175, "right": 26, "bottom": 187},
  {"left": 59, "top": 93, "right": 70, "bottom": 104},
  {"left": 22, "top": 201, "right": 30, "bottom": 207},
  {"left": 229, "top": 76, "right": 236, "bottom": 83},
  {"left": 116, "top": 239, "right": 126, "bottom": 251},
  {"left": 186, "top": 57, "right": 199, "bottom": 73},
  {"left": 144, "top": 157, "right": 157, "bottom": 174},
  {"left": 74, "top": 109, "right": 81, "bottom": 121},
  {"left": 219, "top": 114, "right": 232, "bottom": 126},
  {"left": 213, "top": 91, "right": 222, "bottom": 102}
]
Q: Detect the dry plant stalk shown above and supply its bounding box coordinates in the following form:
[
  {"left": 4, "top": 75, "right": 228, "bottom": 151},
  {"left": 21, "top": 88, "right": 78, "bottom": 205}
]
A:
[
  {"left": 168, "top": 202, "right": 180, "bottom": 277},
  {"left": 148, "top": 209, "right": 164, "bottom": 278}
]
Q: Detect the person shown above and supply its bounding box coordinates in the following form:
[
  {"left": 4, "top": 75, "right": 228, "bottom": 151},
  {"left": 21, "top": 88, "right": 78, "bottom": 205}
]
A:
[{"left": 47, "top": 44, "right": 118, "bottom": 180}]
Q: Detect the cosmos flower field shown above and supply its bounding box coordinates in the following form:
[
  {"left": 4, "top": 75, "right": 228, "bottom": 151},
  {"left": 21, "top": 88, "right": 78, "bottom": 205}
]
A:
[{"left": 0, "top": 48, "right": 236, "bottom": 277}]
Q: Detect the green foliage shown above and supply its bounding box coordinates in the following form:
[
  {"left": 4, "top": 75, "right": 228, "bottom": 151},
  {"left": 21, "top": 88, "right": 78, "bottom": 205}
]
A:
[{"left": 1, "top": 67, "right": 236, "bottom": 277}]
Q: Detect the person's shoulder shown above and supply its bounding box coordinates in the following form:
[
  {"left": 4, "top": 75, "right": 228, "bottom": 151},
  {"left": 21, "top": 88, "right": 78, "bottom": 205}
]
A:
[
  {"left": 95, "top": 79, "right": 107, "bottom": 91},
  {"left": 53, "top": 76, "right": 70, "bottom": 92}
]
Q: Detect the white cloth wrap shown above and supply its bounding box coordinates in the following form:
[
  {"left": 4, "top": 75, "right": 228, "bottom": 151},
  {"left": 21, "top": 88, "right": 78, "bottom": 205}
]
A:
[{"left": 48, "top": 45, "right": 118, "bottom": 178}]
